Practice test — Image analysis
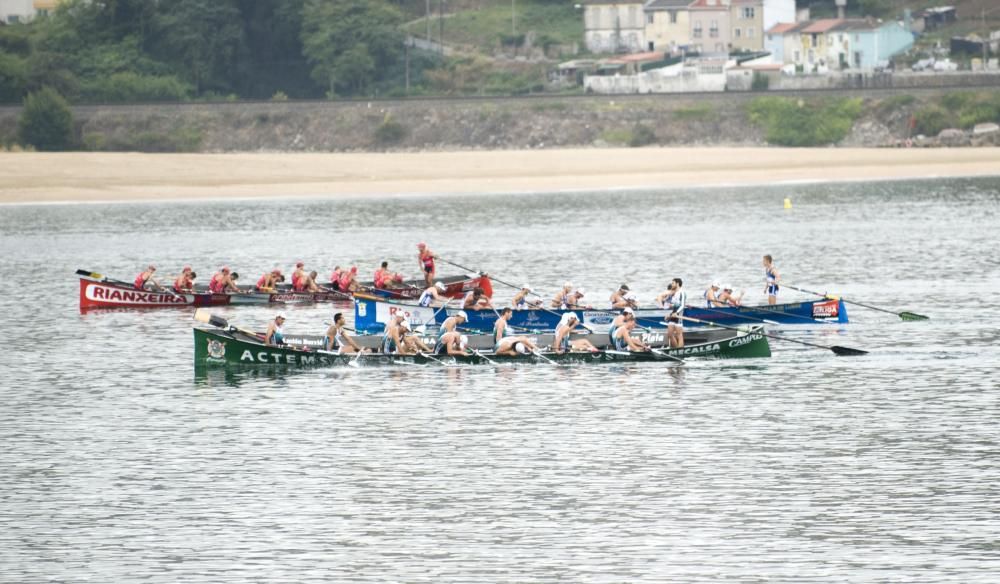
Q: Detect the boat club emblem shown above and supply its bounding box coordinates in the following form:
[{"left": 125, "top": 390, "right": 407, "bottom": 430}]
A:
[{"left": 207, "top": 339, "right": 226, "bottom": 359}]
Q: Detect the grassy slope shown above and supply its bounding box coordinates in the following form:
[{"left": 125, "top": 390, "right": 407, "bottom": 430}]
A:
[{"left": 404, "top": 1, "right": 582, "bottom": 53}]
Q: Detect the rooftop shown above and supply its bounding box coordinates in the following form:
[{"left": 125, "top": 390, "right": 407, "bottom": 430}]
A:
[
  {"left": 801, "top": 19, "right": 844, "bottom": 34},
  {"left": 645, "top": 0, "right": 695, "bottom": 10},
  {"left": 766, "top": 22, "right": 800, "bottom": 35}
]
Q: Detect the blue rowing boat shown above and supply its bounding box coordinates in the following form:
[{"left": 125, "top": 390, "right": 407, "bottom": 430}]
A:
[{"left": 352, "top": 294, "right": 847, "bottom": 334}]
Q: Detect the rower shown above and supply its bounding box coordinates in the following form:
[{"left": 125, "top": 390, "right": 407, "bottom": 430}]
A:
[
  {"left": 608, "top": 307, "right": 634, "bottom": 346},
  {"left": 763, "top": 254, "right": 781, "bottom": 305},
  {"left": 655, "top": 281, "right": 677, "bottom": 309},
  {"left": 173, "top": 267, "right": 196, "bottom": 293},
  {"left": 338, "top": 266, "right": 359, "bottom": 293},
  {"left": 373, "top": 261, "right": 390, "bottom": 289},
  {"left": 291, "top": 261, "right": 307, "bottom": 292},
  {"left": 561, "top": 288, "right": 588, "bottom": 310},
  {"left": 397, "top": 320, "right": 431, "bottom": 355},
  {"left": 718, "top": 284, "right": 744, "bottom": 307},
  {"left": 511, "top": 284, "right": 540, "bottom": 309},
  {"left": 553, "top": 313, "right": 596, "bottom": 354},
  {"left": 301, "top": 270, "right": 321, "bottom": 293},
  {"left": 325, "top": 312, "right": 365, "bottom": 354},
  {"left": 418, "top": 282, "right": 447, "bottom": 307},
  {"left": 209, "top": 266, "right": 235, "bottom": 294},
  {"left": 417, "top": 242, "right": 437, "bottom": 288},
  {"left": 610, "top": 284, "right": 631, "bottom": 308},
  {"left": 704, "top": 281, "right": 724, "bottom": 307},
  {"left": 665, "top": 277, "right": 686, "bottom": 348},
  {"left": 493, "top": 307, "right": 538, "bottom": 356},
  {"left": 228, "top": 272, "right": 244, "bottom": 293},
  {"left": 256, "top": 268, "right": 282, "bottom": 293},
  {"left": 381, "top": 314, "right": 406, "bottom": 354},
  {"left": 435, "top": 331, "right": 469, "bottom": 356},
  {"left": 550, "top": 281, "right": 573, "bottom": 308},
  {"left": 134, "top": 265, "right": 163, "bottom": 291},
  {"left": 462, "top": 287, "right": 492, "bottom": 309},
  {"left": 439, "top": 310, "right": 468, "bottom": 336},
  {"left": 264, "top": 314, "right": 287, "bottom": 346},
  {"left": 329, "top": 266, "right": 343, "bottom": 290},
  {"left": 612, "top": 314, "right": 650, "bottom": 352}
]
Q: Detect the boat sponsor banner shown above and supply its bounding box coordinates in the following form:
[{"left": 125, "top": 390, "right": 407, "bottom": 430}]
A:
[
  {"left": 84, "top": 282, "right": 191, "bottom": 306},
  {"left": 375, "top": 301, "right": 437, "bottom": 326},
  {"left": 811, "top": 300, "right": 840, "bottom": 318}
]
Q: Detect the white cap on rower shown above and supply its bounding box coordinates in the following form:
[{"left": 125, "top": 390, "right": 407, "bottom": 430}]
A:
[
  {"left": 515, "top": 342, "right": 530, "bottom": 355},
  {"left": 561, "top": 312, "right": 579, "bottom": 325},
  {"left": 564, "top": 281, "right": 573, "bottom": 289},
  {"left": 435, "top": 282, "right": 446, "bottom": 291},
  {"left": 625, "top": 293, "right": 636, "bottom": 301},
  {"left": 712, "top": 281, "right": 721, "bottom": 289},
  {"left": 521, "top": 283, "right": 533, "bottom": 292},
  {"left": 723, "top": 283, "right": 732, "bottom": 291},
  {"left": 575, "top": 288, "right": 586, "bottom": 296},
  {"left": 276, "top": 313, "right": 286, "bottom": 320},
  {"left": 400, "top": 319, "right": 411, "bottom": 330},
  {"left": 456, "top": 310, "right": 468, "bottom": 320},
  {"left": 623, "top": 307, "right": 634, "bottom": 314},
  {"left": 459, "top": 334, "right": 469, "bottom": 348}
]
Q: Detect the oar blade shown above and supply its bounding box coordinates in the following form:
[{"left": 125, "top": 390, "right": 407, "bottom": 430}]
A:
[
  {"left": 76, "top": 269, "right": 103, "bottom": 279},
  {"left": 831, "top": 345, "right": 868, "bottom": 356},
  {"left": 899, "top": 311, "right": 929, "bottom": 321}
]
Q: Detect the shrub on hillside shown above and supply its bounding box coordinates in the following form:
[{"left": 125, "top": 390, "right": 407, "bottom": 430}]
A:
[
  {"left": 79, "top": 72, "right": 192, "bottom": 103},
  {"left": 628, "top": 124, "right": 657, "bottom": 147},
  {"left": 18, "top": 87, "right": 74, "bottom": 151},
  {"left": 747, "top": 97, "right": 861, "bottom": 146},
  {"left": 913, "top": 105, "right": 952, "bottom": 136},
  {"left": 375, "top": 115, "right": 407, "bottom": 144}
]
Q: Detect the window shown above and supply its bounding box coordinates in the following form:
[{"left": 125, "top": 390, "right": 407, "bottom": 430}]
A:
[
  {"left": 794, "top": 50, "right": 801, "bottom": 62},
  {"left": 693, "top": 21, "right": 702, "bottom": 38},
  {"left": 747, "top": 27, "right": 754, "bottom": 39},
  {"left": 647, "top": 12, "right": 654, "bottom": 25},
  {"left": 710, "top": 20, "right": 718, "bottom": 38},
  {"left": 734, "top": 28, "right": 742, "bottom": 38},
  {"left": 670, "top": 11, "right": 677, "bottom": 24},
  {"left": 743, "top": 7, "right": 755, "bottom": 19},
  {"left": 8, "top": 15, "right": 20, "bottom": 23}
]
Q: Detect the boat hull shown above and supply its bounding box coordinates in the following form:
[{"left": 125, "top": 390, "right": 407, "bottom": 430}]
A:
[
  {"left": 352, "top": 295, "right": 847, "bottom": 333},
  {"left": 193, "top": 324, "right": 769, "bottom": 368}
]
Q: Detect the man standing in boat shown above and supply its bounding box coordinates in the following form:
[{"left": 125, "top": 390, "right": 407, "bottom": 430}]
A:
[
  {"left": 764, "top": 254, "right": 781, "bottom": 305},
  {"left": 417, "top": 242, "right": 437, "bottom": 288},
  {"left": 666, "top": 278, "right": 686, "bottom": 348}
]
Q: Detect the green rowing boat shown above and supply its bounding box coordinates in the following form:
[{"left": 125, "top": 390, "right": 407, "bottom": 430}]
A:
[{"left": 193, "top": 324, "right": 771, "bottom": 368}]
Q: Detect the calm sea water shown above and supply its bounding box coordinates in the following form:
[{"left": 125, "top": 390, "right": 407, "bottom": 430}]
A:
[{"left": 1, "top": 178, "right": 999, "bottom": 583}]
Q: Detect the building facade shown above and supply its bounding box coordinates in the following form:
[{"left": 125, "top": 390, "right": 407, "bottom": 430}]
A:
[
  {"left": 643, "top": 0, "right": 693, "bottom": 52},
  {"left": 582, "top": 0, "right": 647, "bottom": 54},
  {"left": 0, "top": 0, "right": 34, "bottom": 23},
  {"left": 688, "top": 0, "right": 731, "bottom": 55},
  {"left": 730, "top": 0, "right": 764, "bottom": 51},
  {"left": 765, "top": 18, "right": 915, "bottom": 71}
]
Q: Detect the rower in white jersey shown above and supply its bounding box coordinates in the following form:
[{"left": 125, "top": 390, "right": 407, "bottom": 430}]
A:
[{"left": 418, "top": 281, "right": 447, "bottom": 307}]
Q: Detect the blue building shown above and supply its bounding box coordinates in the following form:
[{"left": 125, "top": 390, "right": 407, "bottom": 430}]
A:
[{"left": 833, "top": 19, "right": 914, "bottom": 70}]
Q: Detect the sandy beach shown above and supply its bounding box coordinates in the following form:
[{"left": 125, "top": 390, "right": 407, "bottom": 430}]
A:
[{"left": 1, "top": 148, "right": 998, "bottom": 204}]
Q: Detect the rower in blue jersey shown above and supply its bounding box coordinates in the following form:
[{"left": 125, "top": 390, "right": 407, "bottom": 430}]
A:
[
  {"left": 418, "top": 281, "right": 447, "bottom": 307},
  {"left": 511, "top": 284, "right": 539, "bottom": 308},
  {"left": 704, "top": 281, "right": 724, "bottom": 307},
  {"left": 550, "top": 281, "right": 573, "bottom": 309},
  {"left": 381, "top": 314, "right": 406, "bottom": 354},
  {"left": 552, "top": 313, "right": 597, "bottom": 355},
  {"left": 265, "top": 314, "right": 287, "bottom": 346},
  {"left": 608, "top": 307, "right": 634, "bottom": 345},
  {"left": 611, "top": 313, "right": 650, "bottom": 352},
  {"left": 438, "top": 310, "right": 468, "bottom": 339},
  {"left": 763, "top": 254, "right": 781, "bottom": 305}
]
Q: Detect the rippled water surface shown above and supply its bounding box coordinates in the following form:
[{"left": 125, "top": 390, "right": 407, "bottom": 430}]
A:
[{"left": 2, "top": 178, "right": 999, "bottom": 583}]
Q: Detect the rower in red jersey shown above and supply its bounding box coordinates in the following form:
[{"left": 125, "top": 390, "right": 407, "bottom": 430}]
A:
[
  {"left": 291, "top": 261, "right": 307, "bottom": 292},
  {"left": 256, "top": 268, "right": 282, "bottom": 292},
  {"left": 417, "top": 242, "right": 437, "bottom": 288},
  {"left": 173, "top": 266, "right": 196, "bottom": 293},
  {"left": 329, "top": 266, "right": 343, "bottom": 290},
  {"left": 209, "top": 266, "right": 237, "bottom": 294},
  {"left": 134, "top": 265, "right": 163, "bottom": 291},
  {"left": 339, "top": 266, "right": 359, "bottom": 293}
]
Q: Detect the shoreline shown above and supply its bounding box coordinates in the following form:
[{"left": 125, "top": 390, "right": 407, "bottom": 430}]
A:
[{"left": 1, "top": 148, "right": 998, "bottom": 204}]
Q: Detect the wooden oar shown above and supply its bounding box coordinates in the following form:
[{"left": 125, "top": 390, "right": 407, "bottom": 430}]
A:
[
  {"left": 193, "top": 308, "right": 263, "bottom": 340},
  {"left": 650, "top": 348, "right": 684, "bottom": 363},
  {"left": 672, "top": 315, "right": 868, "bottom": 356},
  {"left": 78, "top": 268, "right": 186, "bottom": 301},
  {"left": 473, "top": 349, "right": 499, "bottom": 365},
  {"left": 531, "top": 350, "right": 559, "bottom": 366},
  {"left": 784, "top": 284, "right": 928, "bottom": 321}
]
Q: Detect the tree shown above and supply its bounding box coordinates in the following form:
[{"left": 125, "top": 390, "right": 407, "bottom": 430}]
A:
[
  {"left": 150, "top": 0, "right": 246, "bottom": 94},
  {"left": 18, "top": 87, "right": 74, "bottom": 151},
  {"left": 300, "top": 0, "right": 405, "bottom": 96}
]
